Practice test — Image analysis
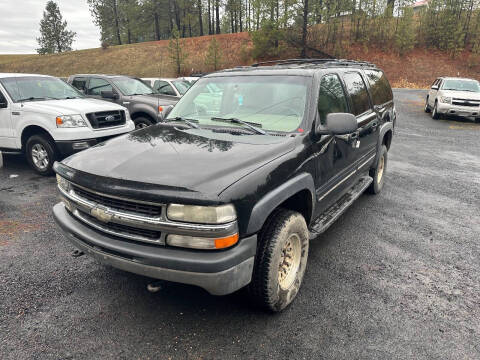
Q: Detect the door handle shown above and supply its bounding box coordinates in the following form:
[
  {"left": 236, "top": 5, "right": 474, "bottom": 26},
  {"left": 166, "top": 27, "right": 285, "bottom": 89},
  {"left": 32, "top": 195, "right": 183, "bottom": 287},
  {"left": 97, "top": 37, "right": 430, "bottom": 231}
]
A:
[{"left": 371, "top": 121, "right": 378, "bottom": 131}]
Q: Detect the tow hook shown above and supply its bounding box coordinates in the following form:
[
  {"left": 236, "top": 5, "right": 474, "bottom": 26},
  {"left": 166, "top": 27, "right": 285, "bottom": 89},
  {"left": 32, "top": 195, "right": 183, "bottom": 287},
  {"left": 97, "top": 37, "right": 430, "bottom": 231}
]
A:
[
  {"left": 71, "top": 249, "right": 85, "bottom": 258},
  {"left": 146, "top": 281, "right": 165, "bottom": 293}
]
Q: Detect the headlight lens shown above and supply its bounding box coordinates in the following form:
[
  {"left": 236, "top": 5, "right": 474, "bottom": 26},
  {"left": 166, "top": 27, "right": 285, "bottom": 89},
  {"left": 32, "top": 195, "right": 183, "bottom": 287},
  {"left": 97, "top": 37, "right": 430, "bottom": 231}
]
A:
[
  {"left": 56, "top": 114, "right": 87, "bottom": 128},
  {"left": 56, "top": 174, "right": 71, "bottom": 192},
  {"left": 439, "top": 96, "right": 452, "bottom": 104},
  {"left": 167, "top": 204, "right": 236, "bottom": 224}
]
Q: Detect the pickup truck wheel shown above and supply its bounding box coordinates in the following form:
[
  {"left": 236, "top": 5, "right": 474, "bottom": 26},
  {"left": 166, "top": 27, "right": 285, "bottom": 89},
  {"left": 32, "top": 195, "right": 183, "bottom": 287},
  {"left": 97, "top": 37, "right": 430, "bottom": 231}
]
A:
[
  {"left": 368, "top": 145, "right": 387, "bottom": 194},
  {"left": 431, "top": 102, "right": 440, "bottom": 120},
  {"left": 26, "top": 134, "right": 58, "bottom": 175},
  {"left": 134, "top": 117, "right": 153, "bottom": 129},
  {"left": 248, "top": 209, "right": 309, "bottom": 312}
]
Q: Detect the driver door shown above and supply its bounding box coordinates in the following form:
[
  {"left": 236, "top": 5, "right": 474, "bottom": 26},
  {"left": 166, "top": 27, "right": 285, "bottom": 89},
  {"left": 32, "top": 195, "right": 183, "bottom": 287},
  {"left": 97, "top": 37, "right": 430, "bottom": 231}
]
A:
[
  {"left": 428, "top": 78, "right": 441, "bottom": 107},
  {"left": 86, "top": 78, "right": 117, "bottom": 103}
]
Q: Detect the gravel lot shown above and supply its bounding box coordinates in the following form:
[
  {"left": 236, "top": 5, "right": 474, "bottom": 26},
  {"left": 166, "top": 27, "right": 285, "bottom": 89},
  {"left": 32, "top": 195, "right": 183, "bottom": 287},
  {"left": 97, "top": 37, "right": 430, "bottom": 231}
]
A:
[{"left": 1, "top": 89, "right": 479, "bottom": 359}]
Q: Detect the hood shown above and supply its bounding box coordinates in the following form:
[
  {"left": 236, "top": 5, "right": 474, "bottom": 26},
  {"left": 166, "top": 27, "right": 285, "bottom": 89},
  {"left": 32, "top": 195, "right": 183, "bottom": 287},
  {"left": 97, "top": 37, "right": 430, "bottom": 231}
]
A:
[
  {"left": 129, "top": 94, "right": 178, "bottom": 107},
  {"left": 19, "top": 98, "right": 125, "bottom": 115},
  {"left": 62, "top": 125, "right": 295, "bottom": 196},
  {"left": 439, "top": 89, "right": 480, "bottom": 100}
]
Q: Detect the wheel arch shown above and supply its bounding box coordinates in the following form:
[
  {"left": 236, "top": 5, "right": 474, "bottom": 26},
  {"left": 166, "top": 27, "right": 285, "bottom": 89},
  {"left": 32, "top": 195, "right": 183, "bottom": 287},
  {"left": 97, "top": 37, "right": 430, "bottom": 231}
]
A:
[
  {"left": 245, "top": 173, "right": 316, "bottom": 235},
  {"left": 21, "top": 125, "right": 55, "bottom": 152},
  {"left": 130, "top": 110, "right": 156, "bottom": 123}
]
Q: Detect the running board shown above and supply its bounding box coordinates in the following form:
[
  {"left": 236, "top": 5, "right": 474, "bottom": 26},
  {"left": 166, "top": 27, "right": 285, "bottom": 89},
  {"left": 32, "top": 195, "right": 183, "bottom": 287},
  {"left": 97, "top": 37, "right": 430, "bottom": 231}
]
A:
[{"left": 309, "top": 176, "right": 373, "bottom": 239}]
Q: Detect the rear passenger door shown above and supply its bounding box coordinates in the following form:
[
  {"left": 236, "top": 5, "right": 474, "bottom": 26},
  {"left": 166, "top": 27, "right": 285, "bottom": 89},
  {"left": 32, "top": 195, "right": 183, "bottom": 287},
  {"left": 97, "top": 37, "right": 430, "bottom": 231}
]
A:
[{"left": 342, "top": 71, "right": 379, "bottom": 167}]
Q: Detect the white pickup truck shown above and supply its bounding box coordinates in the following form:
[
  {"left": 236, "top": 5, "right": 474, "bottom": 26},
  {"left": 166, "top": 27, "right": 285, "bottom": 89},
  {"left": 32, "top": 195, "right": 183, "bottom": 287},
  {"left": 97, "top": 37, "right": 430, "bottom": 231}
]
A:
[{"left": 0, "top": 73, "right": 135, "bottom": 175}]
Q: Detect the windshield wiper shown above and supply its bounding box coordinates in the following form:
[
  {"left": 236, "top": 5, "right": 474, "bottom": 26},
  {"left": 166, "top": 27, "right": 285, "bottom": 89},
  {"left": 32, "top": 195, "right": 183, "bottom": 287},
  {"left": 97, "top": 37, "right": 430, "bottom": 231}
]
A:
[
  {"left": 211, "top": 117, "right": 266, "bottom": 135},
  {"left": 166, "top": 117, "right": 199, "bottom": 129}
]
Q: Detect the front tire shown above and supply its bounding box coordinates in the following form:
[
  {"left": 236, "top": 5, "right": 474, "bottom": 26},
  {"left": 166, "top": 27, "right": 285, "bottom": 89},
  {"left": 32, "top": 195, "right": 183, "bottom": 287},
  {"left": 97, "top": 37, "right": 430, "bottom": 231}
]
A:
[
  {"left": 248, "top": 209, "right": 309, "bottom": 312},
  {"left": 134, "top": 117, "right": 153, "bottom": 129},
  {"left": 368, "top": 145, "right": 387, "bottom": 195},
  {"left": 25, "top": 134, "right": 58, "bottom": 176},
  {"left": 431, "top": 101, "right": 440, "bottom": 120},
  {"left": 424, "top": 97, "right": 431, "bottom": 113}
]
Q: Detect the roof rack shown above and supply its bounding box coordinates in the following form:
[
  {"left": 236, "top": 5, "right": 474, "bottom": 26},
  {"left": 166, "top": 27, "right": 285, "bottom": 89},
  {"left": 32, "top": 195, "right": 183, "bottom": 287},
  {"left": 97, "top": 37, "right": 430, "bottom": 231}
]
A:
[{"left": 251, "top": 58, "right": 376, "bottom": 68}]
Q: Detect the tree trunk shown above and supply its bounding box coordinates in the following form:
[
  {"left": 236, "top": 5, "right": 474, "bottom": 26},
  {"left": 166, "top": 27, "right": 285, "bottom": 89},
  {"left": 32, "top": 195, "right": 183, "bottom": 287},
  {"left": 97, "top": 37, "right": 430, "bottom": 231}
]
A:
[
  {"left": 154, "top": 10, "right": 160, "bottom": 40},
  {"left": 301, "top": 0, "right": 309, "bottom": 58},
  {"left": 208, "top": 0, "right": 212, "bottom": 34},
  {"left": 198, "top": 0, "right": 204, "bottom": 36},
  {"left": 113, "top": 0, "right": 122, "bottom": 45},
  {"left": 386, "top": 0, "right": 395, "bottom": 16},
  {"left": 215, "top": 0, "right": 221, "bottom": 34}
]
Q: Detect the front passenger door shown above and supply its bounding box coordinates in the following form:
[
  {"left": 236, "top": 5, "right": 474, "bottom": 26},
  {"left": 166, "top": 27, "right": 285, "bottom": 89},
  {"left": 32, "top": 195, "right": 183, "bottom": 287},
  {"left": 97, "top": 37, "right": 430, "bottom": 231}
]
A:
[
  {"left": 342, "top": 71, "right": 378, "bottom": 166},
  {"left": 86, "top": 78, "right": 116, "bottom": 102}
]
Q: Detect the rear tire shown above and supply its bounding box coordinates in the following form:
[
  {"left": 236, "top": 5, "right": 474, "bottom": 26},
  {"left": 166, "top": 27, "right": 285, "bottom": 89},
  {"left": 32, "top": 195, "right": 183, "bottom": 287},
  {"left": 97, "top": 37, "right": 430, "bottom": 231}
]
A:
[
  {"left": 25, "top": 134, "right": 58, "bottom": 176},
  {"left": 133, "top": 117, "right": 153, "bottom": 129},
  {"left": 368, "top": 145, "right": 387, "bottom": 195},
  {"left": 248, "top": 209, "right": 309, "bottom": 312},
  {"left": 424, "top": 97, "right": 431, "bottom": 113},
  {"left": 431, "top": 101, "right": 440, "bottom": 120}
]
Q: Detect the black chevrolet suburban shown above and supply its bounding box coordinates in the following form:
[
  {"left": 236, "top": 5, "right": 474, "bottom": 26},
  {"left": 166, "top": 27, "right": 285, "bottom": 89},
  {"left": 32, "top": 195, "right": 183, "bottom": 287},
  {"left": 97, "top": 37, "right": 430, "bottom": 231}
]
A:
[{"left": 54, "top": 59, "right": 395, "bottom": 312}]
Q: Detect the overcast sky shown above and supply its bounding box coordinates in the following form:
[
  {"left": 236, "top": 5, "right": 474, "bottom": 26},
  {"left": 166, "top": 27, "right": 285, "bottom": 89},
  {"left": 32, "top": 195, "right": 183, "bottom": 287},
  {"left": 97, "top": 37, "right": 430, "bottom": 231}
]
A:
[{"left": 0, "top": 0, "right": 100, "bottom": 54}]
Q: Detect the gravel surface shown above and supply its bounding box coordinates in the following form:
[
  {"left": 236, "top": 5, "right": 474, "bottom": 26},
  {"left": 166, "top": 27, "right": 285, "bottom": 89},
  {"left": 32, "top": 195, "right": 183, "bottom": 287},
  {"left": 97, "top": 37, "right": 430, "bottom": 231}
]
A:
[{"left": 1, "top": 89, "right": 479, "bottom": 359}]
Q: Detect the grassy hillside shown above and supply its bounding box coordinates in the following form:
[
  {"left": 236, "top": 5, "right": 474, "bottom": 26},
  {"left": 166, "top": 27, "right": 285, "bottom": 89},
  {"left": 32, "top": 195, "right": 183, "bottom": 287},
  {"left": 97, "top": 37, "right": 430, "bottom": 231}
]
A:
[{"left": 0, "top": 32, "right": 479, "bottom": 88}]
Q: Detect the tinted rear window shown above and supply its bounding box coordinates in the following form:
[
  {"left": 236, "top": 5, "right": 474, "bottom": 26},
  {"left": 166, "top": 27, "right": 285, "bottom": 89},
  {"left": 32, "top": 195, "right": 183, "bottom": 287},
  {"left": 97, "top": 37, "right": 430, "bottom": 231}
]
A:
[
  {"left": 364, "top": 69, "right": 393, "bottom": 105},
  {"left": 343, "top": 72, "right": 371, "bottom": 115}
]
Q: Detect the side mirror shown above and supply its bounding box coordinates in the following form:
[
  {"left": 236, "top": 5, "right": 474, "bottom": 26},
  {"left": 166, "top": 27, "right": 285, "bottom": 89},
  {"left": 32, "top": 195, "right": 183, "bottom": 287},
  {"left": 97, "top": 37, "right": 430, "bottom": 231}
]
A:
[
  {"left": 101, "top": 90, "right": 118, "bottom": 100},
  {"left": 0, "top": 101, "right": 7, "bottom": 109},
  {"left": 431, "top": 85, "right": 439, "bottom": 90},
  {"left": 316, "top": 113, "right": 358, "bottom": 136},
  {"left": 163, "top": 105, "right": 174, "bottom": 119}
]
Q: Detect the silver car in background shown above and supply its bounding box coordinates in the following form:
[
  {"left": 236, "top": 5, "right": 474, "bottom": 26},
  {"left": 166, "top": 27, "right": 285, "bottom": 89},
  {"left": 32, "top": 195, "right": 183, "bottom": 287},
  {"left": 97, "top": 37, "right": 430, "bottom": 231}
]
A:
[{"left": 425, "top": 77, "right": 480, "bottom": 122}]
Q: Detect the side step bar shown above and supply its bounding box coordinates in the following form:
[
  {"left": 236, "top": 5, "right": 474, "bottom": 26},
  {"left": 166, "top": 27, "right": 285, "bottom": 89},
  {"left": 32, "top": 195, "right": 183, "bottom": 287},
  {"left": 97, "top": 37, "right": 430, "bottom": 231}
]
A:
[{"left": 309, "top": 176, "right": 373, "bottom": 239}]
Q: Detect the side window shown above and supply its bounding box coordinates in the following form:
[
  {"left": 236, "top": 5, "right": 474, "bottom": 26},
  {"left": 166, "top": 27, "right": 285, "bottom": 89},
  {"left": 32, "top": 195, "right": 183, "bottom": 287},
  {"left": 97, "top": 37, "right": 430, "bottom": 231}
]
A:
[
  {"left": 155, "top": 81, "right": 176, "bottom": 96},
  {"left": 343, "top": 72, "right": 372, "bottom": 116},
  {"left": 0, "top": 90, "right": 8, "bottom": 108},
  {"left": 364, "top": 69, "right": 393, "bottom": 106},
  {"left": 71, "top": 77, "right": 87, "bottom": 91},
  {"left": 87, "top": 78, "right": 112, "bottom": 96},
  {"left": 318, "top": 73, "right": 349, "bottom": 124}
]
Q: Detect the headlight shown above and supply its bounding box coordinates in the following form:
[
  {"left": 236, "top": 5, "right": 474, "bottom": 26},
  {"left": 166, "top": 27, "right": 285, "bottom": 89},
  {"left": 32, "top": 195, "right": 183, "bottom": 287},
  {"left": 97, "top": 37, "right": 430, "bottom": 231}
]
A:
[
  {"left": 166, "top": 233, "right": 239, "bottom": 250},
  {"left": 56, "top": 174, "right": 71, "bottom": 192},
  {"left": 56, "top": 114, "right": 87, "bottom": 128},
  {"left": 167, "top": 204, "right": 236, "bottom": 224},
  {"left": 439, "top": 96, "right": 452, "bottom": 104}
]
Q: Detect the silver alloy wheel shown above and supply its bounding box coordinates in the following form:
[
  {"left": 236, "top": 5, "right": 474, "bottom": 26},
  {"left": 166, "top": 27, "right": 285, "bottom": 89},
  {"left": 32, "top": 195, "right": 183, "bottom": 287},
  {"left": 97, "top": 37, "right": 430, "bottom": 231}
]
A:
[
  {"left": 31, "top": 143, "right": 49, "bottom": 170},
  {"left": 377, "top": 154, "right": 385, "bottom": 184},
  {"left": 432, "top": 104, "right": 437, "bottom": 118},
  {"left": 278, "top": 233, "right": 302, "bottom": 290}
]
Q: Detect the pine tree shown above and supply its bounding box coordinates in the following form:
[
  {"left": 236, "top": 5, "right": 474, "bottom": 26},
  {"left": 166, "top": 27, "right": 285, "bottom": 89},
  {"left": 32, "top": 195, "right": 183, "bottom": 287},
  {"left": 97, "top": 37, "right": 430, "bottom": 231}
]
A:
[
  {"left": 168, "top": 26, "right": 188, "bottom": 75},
  {"left": 205, "top": 38, "right": 223, "bottom": 70},
  {"left": 37, "top": 1, "right": 76, "bottom": 54},
  {"left": 395, "top": 6, "right": 416, "bottom": 56}
]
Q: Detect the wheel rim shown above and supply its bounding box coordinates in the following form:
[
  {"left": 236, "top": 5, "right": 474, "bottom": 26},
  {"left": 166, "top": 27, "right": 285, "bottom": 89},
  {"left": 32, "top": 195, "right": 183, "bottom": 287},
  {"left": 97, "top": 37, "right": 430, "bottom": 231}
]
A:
[
  {"left": 278, "top": 233, "right": 302, "bottom": 290},
  {"left": 432, "top": 105, "right": 437, "bottom": 118},
  {"left": 377, "top": 155, "right": 385, "bottom": 184},
  {"left": 31, "top": 143, "right": 49, "bottom": 170},
  {"left": 136, "top": 122, "right": 148, "bottom": 129}
]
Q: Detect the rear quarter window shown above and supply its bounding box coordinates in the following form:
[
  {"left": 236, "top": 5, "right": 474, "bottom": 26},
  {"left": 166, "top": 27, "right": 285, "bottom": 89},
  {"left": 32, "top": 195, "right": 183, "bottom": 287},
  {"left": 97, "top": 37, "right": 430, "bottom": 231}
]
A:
[{"left": 364, "top": 69, "right": 393, "bottom": 106}]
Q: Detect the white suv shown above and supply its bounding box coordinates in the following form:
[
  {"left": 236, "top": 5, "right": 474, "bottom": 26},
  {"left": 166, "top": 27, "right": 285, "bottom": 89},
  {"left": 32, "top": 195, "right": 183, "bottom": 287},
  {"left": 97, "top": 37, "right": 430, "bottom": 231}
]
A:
[
  {"left": 425, "top": 77, "right": 480, "bottom": 122},
  {"left": 0, "top": 73, "right": 134, "bottom": 175}
]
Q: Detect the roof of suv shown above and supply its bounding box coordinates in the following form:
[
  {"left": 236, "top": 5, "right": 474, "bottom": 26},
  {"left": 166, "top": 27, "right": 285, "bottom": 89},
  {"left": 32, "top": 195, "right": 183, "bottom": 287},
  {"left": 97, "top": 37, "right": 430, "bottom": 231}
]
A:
[
  {"left": 205, "top": 58, "right": 379, "bottom": 77},
  {"left": 70, "top": 74, "right": 131, "bottom": 79}
]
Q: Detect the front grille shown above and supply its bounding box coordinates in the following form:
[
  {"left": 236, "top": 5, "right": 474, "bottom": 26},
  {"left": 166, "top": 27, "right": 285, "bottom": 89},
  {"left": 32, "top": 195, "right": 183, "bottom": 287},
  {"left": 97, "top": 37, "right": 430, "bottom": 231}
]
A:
[
  {"left": 72, "top": 185, "right": 163, "bottom": 217},
  {"left": 452, "top": 98, "right": 480, "bottom": 107},
  {"left": 78, "top": 210, "right": 161, "bottom": 241},
  {"left": 86, "top": 110, "right": 126, "bottom": 129}
]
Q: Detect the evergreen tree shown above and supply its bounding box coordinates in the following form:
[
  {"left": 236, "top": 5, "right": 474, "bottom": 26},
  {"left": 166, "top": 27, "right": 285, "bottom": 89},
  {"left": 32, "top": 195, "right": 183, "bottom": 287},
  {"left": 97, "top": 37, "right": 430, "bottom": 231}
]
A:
[
  {"left": 37, "top": 1, "right": 76, "bottom": 54},
  {"left": 395, "top": 6, "right": 416, "bottom": 56},
  {"left": 205, "top": 38, "right": 223, "bottom": 70},
  {"left": 168, "top": 26, "right": 188, "bottom": 75}
]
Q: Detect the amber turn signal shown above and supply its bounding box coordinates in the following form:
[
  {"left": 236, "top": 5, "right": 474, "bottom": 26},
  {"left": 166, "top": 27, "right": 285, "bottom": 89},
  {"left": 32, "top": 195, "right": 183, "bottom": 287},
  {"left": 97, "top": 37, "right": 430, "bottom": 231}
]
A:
[
  {"left": 56, "top": 116, "right": 63, "bottom": 125},
  {"left": 214, "top": 233, "right": 239, "bottom": 249}
]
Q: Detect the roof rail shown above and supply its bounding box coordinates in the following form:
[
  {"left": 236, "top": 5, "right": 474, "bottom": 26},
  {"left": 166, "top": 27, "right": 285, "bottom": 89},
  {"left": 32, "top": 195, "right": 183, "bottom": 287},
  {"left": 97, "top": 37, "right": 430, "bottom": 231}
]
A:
[{"left": 251, "top": 58, "right": 376, "bottom": 68}]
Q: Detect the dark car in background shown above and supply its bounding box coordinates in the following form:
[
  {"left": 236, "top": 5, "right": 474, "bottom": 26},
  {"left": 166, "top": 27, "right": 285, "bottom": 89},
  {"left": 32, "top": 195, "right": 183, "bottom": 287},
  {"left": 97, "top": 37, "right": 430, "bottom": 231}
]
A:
[{"left": 68, "top": 74, "right": 178, "bottom": 129}]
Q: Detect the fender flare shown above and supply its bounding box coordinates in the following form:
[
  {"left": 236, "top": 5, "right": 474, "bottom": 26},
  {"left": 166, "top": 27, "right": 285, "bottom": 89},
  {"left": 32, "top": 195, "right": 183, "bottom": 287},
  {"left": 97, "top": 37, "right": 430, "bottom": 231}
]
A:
[
  {"left": 374, "top": 122, "right": 393, "bottom": 163},
  {"left": 245, "top": 172, "right": 316, "bottom": 235}
]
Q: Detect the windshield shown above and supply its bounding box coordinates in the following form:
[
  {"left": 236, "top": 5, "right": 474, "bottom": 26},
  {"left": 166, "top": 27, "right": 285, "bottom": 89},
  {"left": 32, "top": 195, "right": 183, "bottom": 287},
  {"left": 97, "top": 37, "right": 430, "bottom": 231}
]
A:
[
  {"left": 167, "top": 75, "right": 309, "bottom": 133},
  {"left": 111, "top": 77, "right": 154, "bottom": 96},
  {"left": 172, "top": 80, "right": 192, "bottom": 95},
  {"left": 442, "top": 79, "right": 480, "bottom": 92},
  {"left": 0, "top": 76, "right": 83, "bottom": 102}
]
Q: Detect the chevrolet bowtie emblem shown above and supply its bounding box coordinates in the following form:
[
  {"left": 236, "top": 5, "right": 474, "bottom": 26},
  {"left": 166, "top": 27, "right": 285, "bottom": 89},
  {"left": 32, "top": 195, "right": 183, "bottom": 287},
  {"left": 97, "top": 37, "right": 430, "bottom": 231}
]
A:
[{"left": 91, "top": 207, "right": 112, "bottom": 223}]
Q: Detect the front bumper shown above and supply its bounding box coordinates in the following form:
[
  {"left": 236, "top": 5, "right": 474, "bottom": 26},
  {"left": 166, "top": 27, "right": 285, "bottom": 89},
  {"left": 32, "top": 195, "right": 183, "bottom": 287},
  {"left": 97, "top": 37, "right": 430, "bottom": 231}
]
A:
[
  {"left": 56, "top": 134, "right": 122, "bottom": 156},
  {"left": 436, "top": 103, "right": 480, "bottom": 118},
  {"left": 53, "top": 203, "right": 256, "bottom": 295}
]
